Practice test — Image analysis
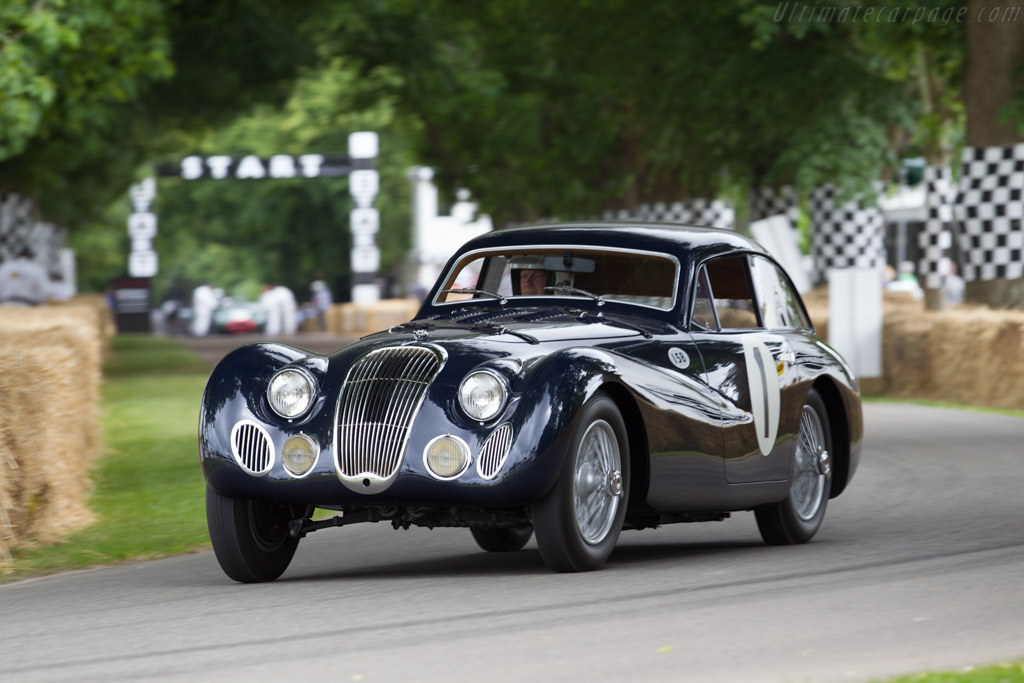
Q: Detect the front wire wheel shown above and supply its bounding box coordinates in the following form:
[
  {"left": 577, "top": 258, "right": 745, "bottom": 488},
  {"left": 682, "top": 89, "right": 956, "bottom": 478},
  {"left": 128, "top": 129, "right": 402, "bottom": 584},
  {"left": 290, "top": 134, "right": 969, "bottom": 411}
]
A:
[
  {"left": 206, "top": 486, "right": 307, "bottom": 583},
  {"left": 533, "top": 392, "right": 629, "bottom": 572},
  {"left": 755, "top": 388, "right": 833, "bottom": 545}
]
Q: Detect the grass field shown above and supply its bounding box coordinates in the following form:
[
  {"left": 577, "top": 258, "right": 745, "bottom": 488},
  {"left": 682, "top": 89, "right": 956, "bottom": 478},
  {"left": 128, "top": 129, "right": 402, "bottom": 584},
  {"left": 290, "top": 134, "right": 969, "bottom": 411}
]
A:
[
  {"left": 1, "top": 335, "right": 212, "bottom": 580},
  {"left": 879, "top": 661, "right": 1024, "bottom": 682}
]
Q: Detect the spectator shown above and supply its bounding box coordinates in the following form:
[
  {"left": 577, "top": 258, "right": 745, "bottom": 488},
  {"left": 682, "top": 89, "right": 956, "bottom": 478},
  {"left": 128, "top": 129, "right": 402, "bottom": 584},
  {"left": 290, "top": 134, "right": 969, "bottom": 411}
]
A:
[
  {"left": 259, "top": 283, "right": 298, "bottom": 335},
  {"left": 310, "top": 279, "right": 332, "bottom": 331},
  {"left": 0, "top": 247, "right": 49, "bottom": 306},
  {"left": 943, "top": 262, "right": 965, "bottom": 306},
  {"left": 192, "top": 282, "right": 218, "bottom": 336},
  {"left": 278, "top": 284, "right": 298, "bottom": 334}
]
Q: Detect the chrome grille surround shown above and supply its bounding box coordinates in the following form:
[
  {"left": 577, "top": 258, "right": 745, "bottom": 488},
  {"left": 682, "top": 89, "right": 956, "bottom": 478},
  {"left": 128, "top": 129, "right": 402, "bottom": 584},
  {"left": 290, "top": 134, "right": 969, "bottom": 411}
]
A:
[
  {"left": 334, "top": 344, "right": 445, "bottom": 494},
  {"left": 477, "top": 423, "right": 513, "bottom": 480},
  {"left": 230, "top": 420, "right": 275, "bottom": 476}
]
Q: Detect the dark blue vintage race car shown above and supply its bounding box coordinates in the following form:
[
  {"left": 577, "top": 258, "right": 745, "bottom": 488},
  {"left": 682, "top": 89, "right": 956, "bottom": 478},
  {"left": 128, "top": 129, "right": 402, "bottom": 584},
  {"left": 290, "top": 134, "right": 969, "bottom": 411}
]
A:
[{"left": 200, "top": 223, "right": 862, "bottom": 582}]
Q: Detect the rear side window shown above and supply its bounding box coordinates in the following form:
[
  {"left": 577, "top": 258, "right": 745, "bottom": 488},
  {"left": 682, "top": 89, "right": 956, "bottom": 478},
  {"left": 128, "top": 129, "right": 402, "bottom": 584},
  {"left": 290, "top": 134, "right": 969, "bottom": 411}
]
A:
[
  {"left": 749, "top": 256, "right": 811, "bottom": 331},
  {"left": 703, "top": 256, "right": 760, "bottom": 330}
]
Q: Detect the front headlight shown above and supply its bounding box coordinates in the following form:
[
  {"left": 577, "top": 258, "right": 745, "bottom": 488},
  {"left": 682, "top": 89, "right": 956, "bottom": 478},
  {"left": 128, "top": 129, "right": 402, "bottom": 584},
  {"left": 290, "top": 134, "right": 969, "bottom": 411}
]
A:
[
  {"left": 267, "top": 368, "right": 316, "bottom": 419},
  {"left": 458, "top": 369, "right": 508, "bottom": 422}
]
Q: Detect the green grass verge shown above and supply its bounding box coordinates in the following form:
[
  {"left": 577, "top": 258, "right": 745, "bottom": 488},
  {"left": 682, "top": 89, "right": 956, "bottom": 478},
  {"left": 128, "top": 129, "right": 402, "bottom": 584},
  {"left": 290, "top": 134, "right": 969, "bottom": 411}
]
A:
[
  {"left": 863, "top": 394, "right": 1024, "bottom": 419},
  {"left": 1, "top": 335, "right": 212, "bottom": 581},
  {"left": 878, "top": 660, "right": 1024, "bottom": 682}
]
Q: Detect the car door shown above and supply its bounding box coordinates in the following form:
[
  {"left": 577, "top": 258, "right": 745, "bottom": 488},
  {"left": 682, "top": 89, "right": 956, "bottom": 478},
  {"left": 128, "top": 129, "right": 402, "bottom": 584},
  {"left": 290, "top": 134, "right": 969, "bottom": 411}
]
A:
[{"left": 687, "top": 254, "right": 798, "bottom": 484}]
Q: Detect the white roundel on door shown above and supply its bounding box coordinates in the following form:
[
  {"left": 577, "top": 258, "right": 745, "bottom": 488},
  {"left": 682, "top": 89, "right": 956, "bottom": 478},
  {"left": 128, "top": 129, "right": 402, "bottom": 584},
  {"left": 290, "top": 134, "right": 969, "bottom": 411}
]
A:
[{"left": 742, "top": 336, "right": 780, "bottom": 456}]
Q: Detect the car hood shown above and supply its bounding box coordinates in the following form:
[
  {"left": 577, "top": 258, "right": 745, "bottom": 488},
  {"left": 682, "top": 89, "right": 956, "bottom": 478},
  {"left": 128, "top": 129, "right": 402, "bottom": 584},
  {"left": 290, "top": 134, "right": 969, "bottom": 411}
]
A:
[{"left": 328, "top": 307, "right": 662, "bottom": 362}]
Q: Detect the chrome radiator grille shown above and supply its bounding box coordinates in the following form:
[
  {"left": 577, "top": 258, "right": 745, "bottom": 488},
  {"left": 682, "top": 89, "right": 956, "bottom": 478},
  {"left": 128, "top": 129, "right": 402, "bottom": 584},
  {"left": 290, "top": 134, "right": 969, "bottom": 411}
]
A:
[
  {"left": 335, "top": 346, "right": 443, "bottom": 483},
  {"left": 477, "top": 424, "right": 513, "bottom": 480},
  {"left": 231, "top": 420, "right": 274, "bottom": 475}
]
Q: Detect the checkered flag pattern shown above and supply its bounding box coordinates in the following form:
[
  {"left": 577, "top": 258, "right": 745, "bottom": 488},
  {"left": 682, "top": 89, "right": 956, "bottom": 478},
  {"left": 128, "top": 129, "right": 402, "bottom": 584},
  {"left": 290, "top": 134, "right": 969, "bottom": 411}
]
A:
[
  {"left": 750, "top": 185, "right": 801, "bottom": 225},
  {"left": 0, "top": 194, "right": 66, "bottom": 272},
  {"left": 809, "top": 184, "right": 885, "bottom": 272},
  {"left": 918, "top": 166, "right": 955, "bottom": 289},
  {"left": 0, "top": 193, "right": 36, "bottom": 263},
  {"left": 953, "top": 143, "right": 1024, "bottom": 282},
  {"left": 603, "top": 198, "right": 735, "bottom": 230}
]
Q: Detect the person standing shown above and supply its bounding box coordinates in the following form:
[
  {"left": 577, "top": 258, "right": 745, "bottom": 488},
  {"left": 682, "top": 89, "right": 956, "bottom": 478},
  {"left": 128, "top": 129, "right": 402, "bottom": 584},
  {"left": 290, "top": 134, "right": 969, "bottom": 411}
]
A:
[
  {"left": 259, "top": 282, "right": 297, "bottom": 335},
  {"left": 277, "top": 284, "right": 298, "bottom": 334},
  {"left": 259, "top": 284, "right": 283, "bottom": 335},
  {"left": 0, "top": 248, "right": 49, "bottom": 306},
  {"left": 310, "top": 279, "right": 332, "bottom": 331},
  {"left": 191, "top": 282, "right": 218, "bottom": 336}
]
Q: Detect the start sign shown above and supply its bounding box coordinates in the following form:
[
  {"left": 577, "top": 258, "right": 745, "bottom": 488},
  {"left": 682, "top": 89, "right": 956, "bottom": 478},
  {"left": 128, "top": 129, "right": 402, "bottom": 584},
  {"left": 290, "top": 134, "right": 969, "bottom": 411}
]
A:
[{"left": 160, "top": 154, "right": 369, "bottom": 180}]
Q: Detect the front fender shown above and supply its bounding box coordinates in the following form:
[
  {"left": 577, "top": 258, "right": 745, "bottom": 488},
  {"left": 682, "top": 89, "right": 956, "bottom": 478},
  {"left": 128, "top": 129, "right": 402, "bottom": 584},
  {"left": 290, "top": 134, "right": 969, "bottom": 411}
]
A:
[
  {"left": 200, "top": 343, "right": 328, "bottom": 487},
  {"left": 496, "top": 347, "right": 623, "bottom": 500}
]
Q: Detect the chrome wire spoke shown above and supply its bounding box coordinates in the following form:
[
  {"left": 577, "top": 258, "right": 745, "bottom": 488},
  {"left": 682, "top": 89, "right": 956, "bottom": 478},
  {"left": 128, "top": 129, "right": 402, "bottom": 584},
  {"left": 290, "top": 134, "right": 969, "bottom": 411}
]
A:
[
  {"left": 573, "top": 419, "right": 620, "bottom": 545},
  {"left": 792, "top": 405, "right": 826, "bottom": 521}
]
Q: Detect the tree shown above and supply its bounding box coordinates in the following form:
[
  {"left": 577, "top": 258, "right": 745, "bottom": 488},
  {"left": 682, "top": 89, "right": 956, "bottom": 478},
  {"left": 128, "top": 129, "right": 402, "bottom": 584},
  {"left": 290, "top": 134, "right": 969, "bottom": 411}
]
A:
[
  {"left": 963, "top": 0, "right": 1024, "bottom": 308},
  {"left": 0, "top": 0, "right": 326, "bottom": 232},
  {"left": 74, "top": 61, "right": 415, "bottom": 299},
  {"left": 321, "top": 0, "right": 918, "bottom": 223}
]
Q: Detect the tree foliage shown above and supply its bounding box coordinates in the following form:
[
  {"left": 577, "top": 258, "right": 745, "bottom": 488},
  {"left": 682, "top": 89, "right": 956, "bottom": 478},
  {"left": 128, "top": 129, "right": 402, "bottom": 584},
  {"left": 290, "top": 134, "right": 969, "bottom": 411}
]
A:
[
  {"left": 0, "top": 0, "right": 324, "bottom": 229},
  {"left": 320, "top": 0, "right": 932, "bottom": 222},
  {"left": 74, "top": 61, "right": 414, "bottom": 298}
]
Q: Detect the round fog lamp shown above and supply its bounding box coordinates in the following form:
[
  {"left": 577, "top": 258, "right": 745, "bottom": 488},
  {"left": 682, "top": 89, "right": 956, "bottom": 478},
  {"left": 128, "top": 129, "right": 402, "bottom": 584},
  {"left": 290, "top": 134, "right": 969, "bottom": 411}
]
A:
[
  {"left": 268, "top": 368, "right": 316, "bottom": 419},
  {"left": 458, "top": 370, "right": 508, "bottom": 421},
  {"left": 424, "top": 435, "right": 470, "bottom": 479},
  {"left": 281, "top": 434, "right": 319, "bottom": 477}
]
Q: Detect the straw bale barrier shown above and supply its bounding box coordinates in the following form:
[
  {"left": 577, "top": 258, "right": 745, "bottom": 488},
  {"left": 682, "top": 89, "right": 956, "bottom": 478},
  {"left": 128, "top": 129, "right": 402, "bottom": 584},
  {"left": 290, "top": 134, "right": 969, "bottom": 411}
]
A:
[
  {"left": 804, "top": 289, "right": 1024, "bottom": 410},
  {"left": 326, "top": 299, "right": 421, "bottom": 335},
  {"left": 0, "top": 301, "right": 107, "bottom": 562}
]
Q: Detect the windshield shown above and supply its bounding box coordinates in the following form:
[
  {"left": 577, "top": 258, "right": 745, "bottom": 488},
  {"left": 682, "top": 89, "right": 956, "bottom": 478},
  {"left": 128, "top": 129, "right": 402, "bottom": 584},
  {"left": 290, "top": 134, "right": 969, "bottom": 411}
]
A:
[{"left": 435, "top": 247, "right": 678, "bottom": 311}]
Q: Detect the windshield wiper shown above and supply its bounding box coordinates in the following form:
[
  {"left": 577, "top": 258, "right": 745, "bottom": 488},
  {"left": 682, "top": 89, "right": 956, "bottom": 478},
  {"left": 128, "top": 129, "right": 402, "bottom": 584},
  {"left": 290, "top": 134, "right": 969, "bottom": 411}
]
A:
[
  {"left": 386, "top": 320, "right": 538, "bottom": 344},
  {"left": 543, "top": 285, "right": 605, "bottom": 306},
  {"left": 577, "top": 312, "right": 654, "bottom": 339},
  {"left": 440, "top": 288, "right": 508, "bottom": 305}
]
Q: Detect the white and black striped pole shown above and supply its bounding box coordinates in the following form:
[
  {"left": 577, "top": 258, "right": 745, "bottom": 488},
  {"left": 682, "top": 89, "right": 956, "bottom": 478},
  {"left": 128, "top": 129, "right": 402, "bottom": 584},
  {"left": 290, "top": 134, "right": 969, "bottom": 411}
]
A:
[{"left": 347, "top": 132, "right": 380, "bottom": 304}]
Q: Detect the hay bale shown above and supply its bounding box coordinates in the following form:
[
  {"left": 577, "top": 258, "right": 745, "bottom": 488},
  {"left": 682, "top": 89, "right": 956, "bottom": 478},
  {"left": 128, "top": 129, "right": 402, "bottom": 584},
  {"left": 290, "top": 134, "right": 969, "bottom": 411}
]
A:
[
  {"left": 0, "top": 303, "right": 105, "bottom": 562},
  {"left": 805, "top": 285, "right": 1024, "bottom": 409},
  {"left": 328, "top": 300, "right": 420, "bottom": 335}
]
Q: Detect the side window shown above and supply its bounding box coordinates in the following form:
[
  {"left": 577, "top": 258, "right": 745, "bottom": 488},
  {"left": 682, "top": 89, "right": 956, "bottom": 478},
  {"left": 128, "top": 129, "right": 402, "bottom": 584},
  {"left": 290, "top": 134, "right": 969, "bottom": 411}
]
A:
[
  {"left": 690, "top": 266, "right": 719, "bottom": 331},
  {"left": 704, "top": 256, "right": 761, "bottom": 330},
  {"left": 750, "top": 256, "right": 811, "bottom": 331}
]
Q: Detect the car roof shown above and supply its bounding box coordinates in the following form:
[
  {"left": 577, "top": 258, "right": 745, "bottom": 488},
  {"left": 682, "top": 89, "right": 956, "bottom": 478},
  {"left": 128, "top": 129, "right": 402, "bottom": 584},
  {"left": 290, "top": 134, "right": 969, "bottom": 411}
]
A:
[{"left": 459, "top": 222, "right": 767, "bottom": 262}]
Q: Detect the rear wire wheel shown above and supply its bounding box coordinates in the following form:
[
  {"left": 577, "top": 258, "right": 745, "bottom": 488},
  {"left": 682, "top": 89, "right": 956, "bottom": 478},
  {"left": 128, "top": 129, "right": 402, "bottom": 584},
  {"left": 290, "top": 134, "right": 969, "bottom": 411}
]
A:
[
  {"left": 755, "top": 388, "right": 833, "bottom": 545},
  {"left": 206, "top": 486, "right": 307, "bottom": 583},
  {"left": 532, "top": 392, "right": 629, "bottom": 572}
]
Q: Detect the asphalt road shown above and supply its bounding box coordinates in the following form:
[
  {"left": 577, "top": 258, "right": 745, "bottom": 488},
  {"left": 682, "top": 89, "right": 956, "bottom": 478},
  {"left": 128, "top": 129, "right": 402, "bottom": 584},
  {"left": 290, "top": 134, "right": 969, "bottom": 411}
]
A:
[{"left": 2, "top": 402, "right": 1022, "bottom": 682}]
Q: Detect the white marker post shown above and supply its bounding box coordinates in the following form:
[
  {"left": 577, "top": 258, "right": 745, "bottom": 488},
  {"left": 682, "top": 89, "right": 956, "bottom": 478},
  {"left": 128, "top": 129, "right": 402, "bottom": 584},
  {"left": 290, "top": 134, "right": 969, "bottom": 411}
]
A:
[
  {"left": 348, "top": 132, "right": 380, "bottom": 304},
  {"left": 127, "top": 178, "right": 158, "bottom": 278}
]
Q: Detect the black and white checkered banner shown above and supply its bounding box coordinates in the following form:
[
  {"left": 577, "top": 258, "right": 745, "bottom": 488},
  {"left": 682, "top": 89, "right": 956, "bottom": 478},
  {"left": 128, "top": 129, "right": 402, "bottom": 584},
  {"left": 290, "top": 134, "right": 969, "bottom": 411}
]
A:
[
  {"left": 809, "top": 184, "right": 885, "bottom": 272},
  {"left": 750, "top": 185, "right": 800, "bottom": 225},
  {"left": 0, "top": 193, "right": 64, "bottom": 274},
  {"left": 918, "top": 166, "right": 955, "bottom": 289},
  {"left": 954, "top": 142, "right": 1024, "bottom": 282},
  {"left": 603, "top": 198, "right": 735, "bottom": 230}
]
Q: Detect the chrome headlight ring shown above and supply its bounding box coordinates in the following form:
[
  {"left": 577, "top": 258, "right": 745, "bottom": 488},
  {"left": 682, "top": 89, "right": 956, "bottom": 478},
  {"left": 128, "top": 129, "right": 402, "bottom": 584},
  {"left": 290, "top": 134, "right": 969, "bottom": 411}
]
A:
[
  {"left": 458, "top": 368, "right": 509, "bottom": 422},
  {"left": 267, "top": 366, "right": 319, "bottom": 420}
]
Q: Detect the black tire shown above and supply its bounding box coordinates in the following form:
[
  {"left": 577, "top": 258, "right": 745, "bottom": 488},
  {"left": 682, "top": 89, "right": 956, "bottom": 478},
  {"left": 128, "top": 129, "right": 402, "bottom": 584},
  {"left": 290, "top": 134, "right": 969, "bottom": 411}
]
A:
[
  {"left": 470, "top": 526, "right": 534, "bottom": 552},
  {"left": 755, "top": 388, "right": 833, "bottom": 545},
  {"left": 532, "top": 392, "right": 629, "bottom": 572},
  {"left": 206, "top": 486, "right": 302, "bottom": 583}
]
